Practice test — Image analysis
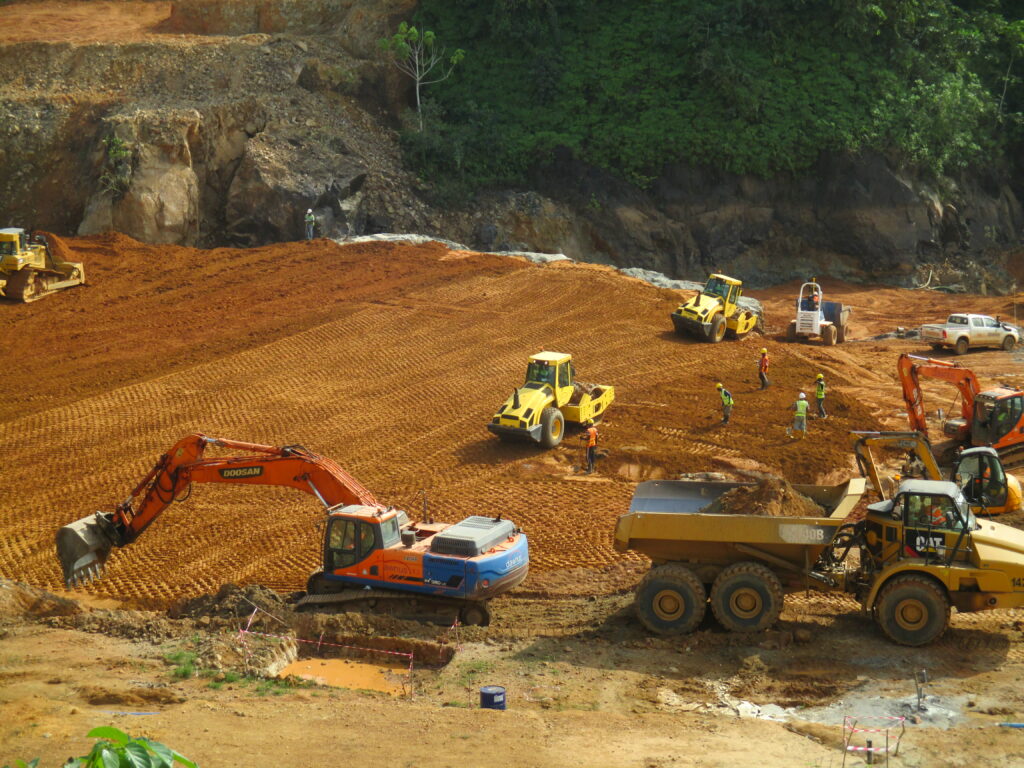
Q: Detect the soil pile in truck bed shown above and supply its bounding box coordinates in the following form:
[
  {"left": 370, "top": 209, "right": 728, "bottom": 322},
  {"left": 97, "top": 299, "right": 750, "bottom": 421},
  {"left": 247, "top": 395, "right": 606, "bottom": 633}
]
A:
[{"left": 704, "top": 477, "right": 825, "bottom": 517}]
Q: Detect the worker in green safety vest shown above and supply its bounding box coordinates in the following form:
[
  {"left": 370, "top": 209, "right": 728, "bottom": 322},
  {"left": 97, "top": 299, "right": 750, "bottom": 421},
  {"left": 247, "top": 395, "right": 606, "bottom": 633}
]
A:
[
  {"left": 716, "top": 382, "right": 733, "bottom": 425},
  {"left": 787, "top": 392, "right": 809, "bottom": 439},
  {"left": 814, "top": 373, "right": 827, "bottom": 419}
]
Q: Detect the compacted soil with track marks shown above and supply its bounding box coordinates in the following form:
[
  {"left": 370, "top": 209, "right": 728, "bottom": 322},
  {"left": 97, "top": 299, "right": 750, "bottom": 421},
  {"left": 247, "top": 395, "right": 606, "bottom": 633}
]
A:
[{"left": 3, "top": 233, "right": 1024, "bottom": 768}]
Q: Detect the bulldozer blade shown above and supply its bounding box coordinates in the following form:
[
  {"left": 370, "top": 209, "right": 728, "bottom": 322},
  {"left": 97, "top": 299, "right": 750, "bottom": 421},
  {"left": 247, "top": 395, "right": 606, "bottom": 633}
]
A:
[{"left": 55, "top": 513, "right": 115, "bottom": 587}]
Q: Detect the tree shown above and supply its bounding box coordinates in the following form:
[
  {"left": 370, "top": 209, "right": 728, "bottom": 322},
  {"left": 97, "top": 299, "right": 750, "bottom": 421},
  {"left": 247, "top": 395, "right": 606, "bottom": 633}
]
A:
[{"left": 379, "top": 22, "right": 464, "bottom": 130}]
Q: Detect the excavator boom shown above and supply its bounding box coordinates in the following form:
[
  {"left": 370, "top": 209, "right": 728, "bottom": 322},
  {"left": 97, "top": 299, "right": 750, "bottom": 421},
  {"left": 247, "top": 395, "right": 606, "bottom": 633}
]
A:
[
  {"left": 897, "top": 354, "right": 981, "bottom": 439},
  {"left": 56, "top": 434, "right": 378, "bottom": 586}
]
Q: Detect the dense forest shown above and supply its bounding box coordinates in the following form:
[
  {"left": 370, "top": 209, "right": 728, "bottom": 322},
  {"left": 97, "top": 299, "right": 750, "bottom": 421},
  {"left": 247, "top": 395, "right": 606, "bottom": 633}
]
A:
[{"left": 401, "top": 0, "right": 1024, "bottom": 199}]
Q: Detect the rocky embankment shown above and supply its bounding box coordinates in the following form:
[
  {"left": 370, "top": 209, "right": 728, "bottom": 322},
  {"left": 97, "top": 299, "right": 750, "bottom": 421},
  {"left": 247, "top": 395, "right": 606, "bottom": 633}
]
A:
[{"left": 1, "top": 0, "right": 1021, "bottom": 289}]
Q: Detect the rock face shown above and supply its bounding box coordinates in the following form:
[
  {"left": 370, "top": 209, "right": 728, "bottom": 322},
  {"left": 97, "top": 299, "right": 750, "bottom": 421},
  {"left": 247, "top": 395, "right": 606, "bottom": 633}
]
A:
[
  {"left": 443, "top": 154, "right": 1023, "bottom": 289},
  {"left": 226, "top": 133, "right": 367, "bottom": 244},
  {"left": 79, "top": 110, "right": 202, "bottom": 245},
  {"left": 1, "top": 1, "right": 1021, "bottom": 289}
]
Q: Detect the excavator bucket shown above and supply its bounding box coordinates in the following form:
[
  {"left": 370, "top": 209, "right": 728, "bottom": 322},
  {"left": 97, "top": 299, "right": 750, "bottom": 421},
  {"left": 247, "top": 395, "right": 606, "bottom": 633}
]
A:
[{"left": 56, "top": 513, "right": 116, "bottom": 587}]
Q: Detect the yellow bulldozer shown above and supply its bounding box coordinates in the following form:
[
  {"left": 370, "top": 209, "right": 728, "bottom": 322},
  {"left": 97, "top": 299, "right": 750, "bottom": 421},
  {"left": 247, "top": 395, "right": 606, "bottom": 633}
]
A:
[
  {"left": 670, "top": 273, "right": 760, "bottom": 342},
  {"left": 0, "top": 228, "right": 85, "bottom": 302},
  {"left": 488, "top": 351, "right": 615, "bottom": 448}
]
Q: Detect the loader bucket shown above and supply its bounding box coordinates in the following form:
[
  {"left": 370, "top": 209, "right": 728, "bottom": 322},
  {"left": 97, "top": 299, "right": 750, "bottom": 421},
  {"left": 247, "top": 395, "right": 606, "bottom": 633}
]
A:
[{"left": 56, "top": 513, "right": 115, "bottom": 587}]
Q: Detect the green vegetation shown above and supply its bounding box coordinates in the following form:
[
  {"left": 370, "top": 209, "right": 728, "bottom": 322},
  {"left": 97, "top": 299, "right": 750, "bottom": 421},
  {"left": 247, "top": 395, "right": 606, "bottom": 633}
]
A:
[
  {"left": 163, "top": 649, "right": 197, "bottom": 679},
  {"left": 379, "top": 22, "right": 465, "bottom": 130},
  {"left": 98, "top": 136, "right": 132, "bottom": 198},
  {"left": 403, "top": 0, "right": 1024, "bottom": 195},
  {"left": 4, "top": 727, "right": 197, "bottom": 768}
]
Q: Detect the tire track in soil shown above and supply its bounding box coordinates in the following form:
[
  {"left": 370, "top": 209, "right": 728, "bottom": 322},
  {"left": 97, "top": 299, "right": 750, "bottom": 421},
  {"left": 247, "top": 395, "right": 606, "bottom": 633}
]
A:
[{"left": 0, "top": 234, "right": 947, "bottom": 605}]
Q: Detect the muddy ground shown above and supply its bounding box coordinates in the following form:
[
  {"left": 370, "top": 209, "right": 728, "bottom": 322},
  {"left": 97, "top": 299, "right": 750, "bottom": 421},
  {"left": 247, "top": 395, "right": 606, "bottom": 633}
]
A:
[{"left": 2, "top": 233, "right": 1024, "bottom": 766}]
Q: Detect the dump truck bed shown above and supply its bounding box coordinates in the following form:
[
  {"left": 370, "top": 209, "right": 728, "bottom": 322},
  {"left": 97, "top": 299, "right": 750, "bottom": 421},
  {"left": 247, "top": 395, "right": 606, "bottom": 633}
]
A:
[{"left": 614, "top": 478, "right": 865, "bottom": 572}]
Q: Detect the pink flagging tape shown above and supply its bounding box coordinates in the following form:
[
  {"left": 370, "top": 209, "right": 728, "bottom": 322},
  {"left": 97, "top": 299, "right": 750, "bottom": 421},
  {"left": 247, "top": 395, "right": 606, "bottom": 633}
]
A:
[{"left": 238, "top": 628, "right": 414, "bottom": 660}]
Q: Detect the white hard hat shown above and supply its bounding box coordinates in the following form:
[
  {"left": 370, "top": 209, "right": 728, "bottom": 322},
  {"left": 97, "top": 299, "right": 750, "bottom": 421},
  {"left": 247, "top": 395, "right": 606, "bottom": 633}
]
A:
[
  {"left": 798, "top": 392, "right": 806, "bottom": 399},
  {"left": 307, "top": 208, "right": 313, "bottom": 213}
]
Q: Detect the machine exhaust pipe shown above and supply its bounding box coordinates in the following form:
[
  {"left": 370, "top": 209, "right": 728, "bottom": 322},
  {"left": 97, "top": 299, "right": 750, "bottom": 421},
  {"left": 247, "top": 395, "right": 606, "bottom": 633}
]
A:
[{"left": 55, "top": 512, "right": 119, "bottom": 587}]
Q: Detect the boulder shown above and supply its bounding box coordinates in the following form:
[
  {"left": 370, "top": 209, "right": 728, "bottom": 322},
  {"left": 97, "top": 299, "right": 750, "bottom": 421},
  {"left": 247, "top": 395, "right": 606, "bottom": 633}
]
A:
[
  {"left": 225, "top": 133, "right": 367, "bottom": 244},
  {"left": 78, "top": 110, "right": 202, "bottom": 245}
]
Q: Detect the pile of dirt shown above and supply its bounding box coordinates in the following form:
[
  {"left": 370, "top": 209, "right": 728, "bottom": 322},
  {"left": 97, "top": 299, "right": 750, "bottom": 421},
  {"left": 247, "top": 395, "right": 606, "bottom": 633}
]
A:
[
  {"left": 704, "top": 478, "right": 825, "bottom": 517},
  {"left": 46, "top": 610, "right": 184, "bottom": 644},
  {"left": 170, "top": 583, "right": 289, "bottom": 621}
]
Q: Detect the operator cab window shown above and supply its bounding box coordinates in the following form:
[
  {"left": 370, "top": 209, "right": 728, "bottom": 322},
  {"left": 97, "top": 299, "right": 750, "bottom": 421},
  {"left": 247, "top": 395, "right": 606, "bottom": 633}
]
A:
[
  {"left": 992, "top": 396, "right": 1023, "bottom": 441},
  {"left": 705, "top": 278, "right": 729, "bottom": 300},
  {"left": 526, "top": 362, "right": 554, "bottom": 386},
  {"left": 557, "top": 362, "right": 571, "bottom": 388},
  {"left": 904, "top": 493, "right": 958, "bottom": 531},
  {"left": 957, "top": 454, "right": 1008, "bottom": 507},
  {"left": 0, "top": 241, "right": 13, "bottom": 256},
  {"left": 327, "top": 519, "right": 377, "bottom": 569}
]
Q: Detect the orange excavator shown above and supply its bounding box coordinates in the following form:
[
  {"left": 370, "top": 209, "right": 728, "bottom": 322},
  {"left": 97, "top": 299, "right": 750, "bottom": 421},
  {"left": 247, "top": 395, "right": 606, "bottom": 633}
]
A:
[
  {"left": 897, "top": 354, "right": 1024, "bottom": 468},
  {"left": 56, "top": 435, "right": 529, "bottom": 625}
]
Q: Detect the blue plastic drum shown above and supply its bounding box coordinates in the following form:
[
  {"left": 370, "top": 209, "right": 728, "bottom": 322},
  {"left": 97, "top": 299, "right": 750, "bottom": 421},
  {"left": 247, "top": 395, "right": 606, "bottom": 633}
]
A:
[{"left": 480, "top": 685, "right": 506, "bottom": 710}]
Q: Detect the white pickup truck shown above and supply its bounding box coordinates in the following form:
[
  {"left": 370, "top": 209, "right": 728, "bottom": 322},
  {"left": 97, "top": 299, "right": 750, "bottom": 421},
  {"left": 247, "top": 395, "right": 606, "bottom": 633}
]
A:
[{"left": 921, "top": 313, "right": 1019, "bottom": 355}]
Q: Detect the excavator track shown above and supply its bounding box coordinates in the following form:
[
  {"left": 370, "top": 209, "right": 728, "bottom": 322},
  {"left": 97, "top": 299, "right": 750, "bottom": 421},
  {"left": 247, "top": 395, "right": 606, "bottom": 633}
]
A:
[
  {"left": 295, "top": 587, "right": 492, "bottom": 627},
  {"left": 999, "top": 444, "right": 1024, "bottom": 472}
]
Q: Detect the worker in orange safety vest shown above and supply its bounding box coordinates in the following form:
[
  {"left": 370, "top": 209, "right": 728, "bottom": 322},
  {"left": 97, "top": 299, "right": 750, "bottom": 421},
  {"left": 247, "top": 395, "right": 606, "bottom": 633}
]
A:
[
  {"left": 758, "top": 348, "right": 770, "bottom": 390},
  {"left": 580, "top": 419, "right": 599, "bottom": 474}
]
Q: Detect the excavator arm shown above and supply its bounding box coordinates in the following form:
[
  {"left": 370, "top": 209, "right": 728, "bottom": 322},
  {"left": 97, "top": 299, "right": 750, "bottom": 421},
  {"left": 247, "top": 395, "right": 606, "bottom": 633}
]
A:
[
  {"left": 897, "top": 354, "right": 981, "bottom": 439},
  {"left": 56, "top": 434, "right": 379, "bottom": 586},
  {"left": 850, "top": 430, "right": 943, "bottom": 499}
]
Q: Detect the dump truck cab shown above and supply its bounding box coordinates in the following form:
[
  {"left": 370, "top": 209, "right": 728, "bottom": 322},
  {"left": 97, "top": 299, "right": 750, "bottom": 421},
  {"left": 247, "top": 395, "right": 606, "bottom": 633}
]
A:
[
  {"left": 859, "top": 477, "right": 1024, "bottom": 643},
  {"left": 671, "top": 273, "right": 759, "bottom": 343},
  {"left": 488, "top": 351, "right": 615, "bottom": 448}
]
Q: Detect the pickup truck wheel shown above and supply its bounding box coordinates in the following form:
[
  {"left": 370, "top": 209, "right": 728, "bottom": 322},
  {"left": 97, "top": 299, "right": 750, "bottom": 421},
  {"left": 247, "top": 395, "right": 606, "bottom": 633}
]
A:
[
  {"left": 707, "top": 314, "right": 727, "bottom": 343},
  {"left": 634, "top": 564, "right": 707, "bottom": 635},
  {"left": 954, "top": 337, "right": 969, "bottom": 355},
  {"left": 786, "top": 321, "right": 797, "bottom": 343},
  {"left": 1003, "top": 335, "right": 1016, "bottom": 352},
  {"left": 710, "top": 562, "right": 783, "bottom": 633},
  {"left": 539, "top": 406, "right": 564, "bottom": 448},
  {"left": 822, "top": 324, "right": 838, "bottom": 346},
  {"left": 875, "top": 574, "right": 949, "bottom": 646}
]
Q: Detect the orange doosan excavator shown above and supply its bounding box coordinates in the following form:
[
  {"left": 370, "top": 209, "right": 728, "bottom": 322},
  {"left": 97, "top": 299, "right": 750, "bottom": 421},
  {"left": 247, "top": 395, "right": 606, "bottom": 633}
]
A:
[
  {"left": 897, "top": 353, "right": 1024, "bottom": 468},
  {"left": 56, "top": 434, "right": 529, "bottom": 626}
]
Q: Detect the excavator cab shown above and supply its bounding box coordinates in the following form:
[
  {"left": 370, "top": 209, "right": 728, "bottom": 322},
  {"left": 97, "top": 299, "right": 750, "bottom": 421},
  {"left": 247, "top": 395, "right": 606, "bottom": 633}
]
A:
[{"left": 954, "top": 448, "right": 1009, "bottom": 509}]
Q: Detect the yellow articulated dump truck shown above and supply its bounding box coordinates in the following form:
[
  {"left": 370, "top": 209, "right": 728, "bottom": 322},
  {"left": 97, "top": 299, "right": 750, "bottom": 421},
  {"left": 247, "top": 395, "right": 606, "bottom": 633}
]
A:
[
  {"left": 670, "top": 273, "right": 760, "bottom": 343},
  {"left": 488, "top": 351, "right": 614, "bottom": 448},
  {"left": 0, "top": 228, "right": 85, "bottom": 302},
  {"left": 615, "top": 476, "right": 1024, "bottom": 646}
]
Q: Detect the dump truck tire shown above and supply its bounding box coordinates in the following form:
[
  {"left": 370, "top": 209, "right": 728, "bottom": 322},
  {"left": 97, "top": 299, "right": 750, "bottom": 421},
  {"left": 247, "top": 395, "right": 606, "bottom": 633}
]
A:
[
  {"left": 875, "top": 574, "right": 949, "bottom": 646},
  {"left": 710, "top": 562, "right": 783, "bottom": 633},
  {"left": 786, "top": 321, "right": 797, "bottom": 342},
  {"left": 539, "top": 407, "right": 564, "bottom": 448},
  {"left": 837, "top": 323, "right": 849, "bottom": 344},
  {"left": 634, "top": 564, "right": 707, "bottom": 635},
  {"left": 822, "top": 324, "right": 838, "bottom": 346},
  {"left": 707, "top": 314, "right": 727, "bottom": 343},
  {"left": 954, "top": 337, "right": 969, "bottom": 355}
]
